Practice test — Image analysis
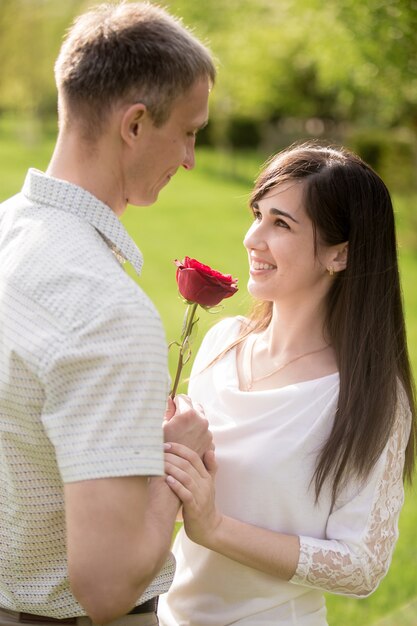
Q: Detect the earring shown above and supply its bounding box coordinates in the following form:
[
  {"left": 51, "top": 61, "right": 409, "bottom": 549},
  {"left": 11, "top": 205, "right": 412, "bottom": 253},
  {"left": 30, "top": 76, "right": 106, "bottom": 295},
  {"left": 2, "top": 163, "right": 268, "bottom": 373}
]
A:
[{"left": 327, "top": 266, "right": 334, "bottom": 276}]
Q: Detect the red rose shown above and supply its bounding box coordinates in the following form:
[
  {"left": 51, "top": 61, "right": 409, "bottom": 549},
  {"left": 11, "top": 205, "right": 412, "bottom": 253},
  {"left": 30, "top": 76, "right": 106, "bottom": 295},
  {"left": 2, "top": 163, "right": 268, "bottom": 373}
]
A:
[
  {"left": 175, "top": 256, "right": 238, "bottom": 307},
  {"left": 170, "top": 256, "right": 238, "bottom": 397}
]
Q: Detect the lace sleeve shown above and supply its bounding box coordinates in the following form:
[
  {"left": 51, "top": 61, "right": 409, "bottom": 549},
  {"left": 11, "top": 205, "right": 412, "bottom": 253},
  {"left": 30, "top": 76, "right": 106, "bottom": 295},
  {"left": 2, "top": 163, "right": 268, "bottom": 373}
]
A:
[{"left": 290, "top": 388, "right": 412, "bottom": 597}]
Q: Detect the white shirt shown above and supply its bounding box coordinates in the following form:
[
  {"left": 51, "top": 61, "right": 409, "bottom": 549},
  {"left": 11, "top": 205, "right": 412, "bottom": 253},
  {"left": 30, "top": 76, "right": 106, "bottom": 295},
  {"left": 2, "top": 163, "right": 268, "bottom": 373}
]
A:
[
  {"left": 0, "top": 170, "right": 174, "bottom": 618},
  {"left": 159, "top": 317, "right": 410, "bottom": 626}
]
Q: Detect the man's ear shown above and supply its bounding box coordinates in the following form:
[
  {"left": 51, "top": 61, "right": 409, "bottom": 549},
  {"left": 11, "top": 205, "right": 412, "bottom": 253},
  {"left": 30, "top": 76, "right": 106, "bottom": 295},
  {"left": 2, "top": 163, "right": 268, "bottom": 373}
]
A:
[
  {"left": 120, "top": 103, "right": 147, "bottom": 145},
  {"left": 328, "top": 242, "right": 348, "bottom": 274}
]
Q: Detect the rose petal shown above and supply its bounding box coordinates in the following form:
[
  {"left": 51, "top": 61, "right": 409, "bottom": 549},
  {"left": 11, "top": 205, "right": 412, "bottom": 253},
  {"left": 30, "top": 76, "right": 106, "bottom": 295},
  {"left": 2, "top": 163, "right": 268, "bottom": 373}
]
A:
[{"left": 175, "top": 259, "right": 238, "bottom": 307}]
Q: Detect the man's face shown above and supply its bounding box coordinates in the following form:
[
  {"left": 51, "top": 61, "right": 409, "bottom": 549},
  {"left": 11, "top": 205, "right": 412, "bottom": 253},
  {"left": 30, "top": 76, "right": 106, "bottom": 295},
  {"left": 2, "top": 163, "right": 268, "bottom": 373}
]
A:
[{"left": 125, "top": 76, "right": 210, "bottom": 206}]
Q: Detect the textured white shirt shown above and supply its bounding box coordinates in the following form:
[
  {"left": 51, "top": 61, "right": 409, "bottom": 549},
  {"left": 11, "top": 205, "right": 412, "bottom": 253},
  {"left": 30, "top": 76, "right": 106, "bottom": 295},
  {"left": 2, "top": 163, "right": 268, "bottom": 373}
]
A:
[
  {"left": 159, "top": 317, "right": 411, "bottom": 626},
  {"left": 0, "top": 169, "right": 174, "bottom": 618}
]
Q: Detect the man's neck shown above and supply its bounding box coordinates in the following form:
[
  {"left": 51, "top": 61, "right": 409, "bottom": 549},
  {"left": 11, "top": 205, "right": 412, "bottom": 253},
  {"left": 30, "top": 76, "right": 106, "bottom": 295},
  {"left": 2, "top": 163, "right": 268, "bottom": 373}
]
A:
[{"left": 46, "top": 131, "right": 126, "bottom": 217}]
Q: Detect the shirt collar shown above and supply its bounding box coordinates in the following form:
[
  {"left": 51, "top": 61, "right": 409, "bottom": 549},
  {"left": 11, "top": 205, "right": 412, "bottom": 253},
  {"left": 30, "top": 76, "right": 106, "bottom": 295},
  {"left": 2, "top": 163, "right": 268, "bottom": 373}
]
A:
[{"left": 22, "top": 168, "right": 144, "bottom": 276}]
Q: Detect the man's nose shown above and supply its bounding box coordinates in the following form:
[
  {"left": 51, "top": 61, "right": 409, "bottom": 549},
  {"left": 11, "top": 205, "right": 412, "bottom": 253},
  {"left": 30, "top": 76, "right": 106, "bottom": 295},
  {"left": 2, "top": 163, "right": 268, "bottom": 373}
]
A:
[{"left": 182, "top": 141, "right": 196, "bottom": 171}]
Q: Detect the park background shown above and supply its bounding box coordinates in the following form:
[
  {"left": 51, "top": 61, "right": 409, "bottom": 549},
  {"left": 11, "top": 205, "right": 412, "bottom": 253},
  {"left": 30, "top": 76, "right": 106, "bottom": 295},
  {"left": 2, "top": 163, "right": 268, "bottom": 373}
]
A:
[{"left": 0, "top": 0, "right": 416, "bottom": 624}]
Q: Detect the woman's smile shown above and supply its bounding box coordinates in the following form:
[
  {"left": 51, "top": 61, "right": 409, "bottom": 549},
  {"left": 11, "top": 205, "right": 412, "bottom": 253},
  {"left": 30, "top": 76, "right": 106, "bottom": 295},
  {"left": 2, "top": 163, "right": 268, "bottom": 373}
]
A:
[{"left": 250, "top": 255, "right": 277, "bottom": 274}]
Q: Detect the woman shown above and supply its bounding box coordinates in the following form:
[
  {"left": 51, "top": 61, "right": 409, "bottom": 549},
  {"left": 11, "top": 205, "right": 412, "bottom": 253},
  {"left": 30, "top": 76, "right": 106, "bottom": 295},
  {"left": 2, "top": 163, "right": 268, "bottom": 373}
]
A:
[{"left": 158, "top": 144, "right": 416, "bottom": 625}]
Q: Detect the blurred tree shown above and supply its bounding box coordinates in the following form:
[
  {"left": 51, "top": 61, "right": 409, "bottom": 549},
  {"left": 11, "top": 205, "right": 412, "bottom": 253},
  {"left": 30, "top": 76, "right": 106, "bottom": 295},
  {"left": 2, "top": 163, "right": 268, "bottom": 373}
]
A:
[
  {"left": 334, "top": 0, "right": 417, "bottom": 129},
  {"left": 167, "top": 0, "right": 417, "bottom": 131},
  {"left": 0, "top": 0, "right": 87, "bottom": 118},
  {"left": 0, "top": 0, "right": 416, "bottom": 147}
]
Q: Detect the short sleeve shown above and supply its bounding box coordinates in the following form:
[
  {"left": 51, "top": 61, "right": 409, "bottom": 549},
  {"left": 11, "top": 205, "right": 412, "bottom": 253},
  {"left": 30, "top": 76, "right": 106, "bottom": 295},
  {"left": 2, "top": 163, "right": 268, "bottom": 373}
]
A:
[
  {"left": 41, "top": 303, "right": 169, "bottom": 482},
  {"left": 290, "top": 386, "right": 412, "bottom": 597}
]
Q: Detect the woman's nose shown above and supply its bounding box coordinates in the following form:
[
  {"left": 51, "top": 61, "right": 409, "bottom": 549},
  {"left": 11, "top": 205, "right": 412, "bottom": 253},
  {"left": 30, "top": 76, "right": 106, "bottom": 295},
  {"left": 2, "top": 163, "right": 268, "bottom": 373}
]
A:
[{"left": 243, "top": 222, "right": 267, "bottom": 251}]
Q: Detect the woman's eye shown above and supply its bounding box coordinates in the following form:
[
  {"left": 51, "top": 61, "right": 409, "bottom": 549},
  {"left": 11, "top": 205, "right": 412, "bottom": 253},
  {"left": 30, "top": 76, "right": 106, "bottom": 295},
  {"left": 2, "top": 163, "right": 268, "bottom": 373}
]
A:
[
  {"left": 251, "top": 212, "right": 290, "bottom": 229},
  {"left": 275, "top": 218, "right": 290, "bottom": 229}
]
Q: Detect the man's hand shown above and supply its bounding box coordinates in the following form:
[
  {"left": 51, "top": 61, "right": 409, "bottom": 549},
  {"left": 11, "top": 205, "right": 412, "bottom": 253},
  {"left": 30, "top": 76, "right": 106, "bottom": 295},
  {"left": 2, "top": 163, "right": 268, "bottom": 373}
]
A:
[{"left": 163, "top": 394, "right": 213, "bottom": 459}]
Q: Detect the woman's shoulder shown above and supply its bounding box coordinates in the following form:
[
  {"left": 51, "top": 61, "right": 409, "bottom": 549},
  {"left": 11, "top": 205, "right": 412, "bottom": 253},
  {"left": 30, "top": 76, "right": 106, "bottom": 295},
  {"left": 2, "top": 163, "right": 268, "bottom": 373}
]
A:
[
  {"left": 203, "top": 315, "right": 253, "bottom": 345},
  {"left": 188, "top": 317, "right": 240, "bottom": 381},
  {"left": 200, "top": 316, "right": 242, "bottom": 346},
  {"left": 192, "top": 316, "right": 245, "bottom": 365}
]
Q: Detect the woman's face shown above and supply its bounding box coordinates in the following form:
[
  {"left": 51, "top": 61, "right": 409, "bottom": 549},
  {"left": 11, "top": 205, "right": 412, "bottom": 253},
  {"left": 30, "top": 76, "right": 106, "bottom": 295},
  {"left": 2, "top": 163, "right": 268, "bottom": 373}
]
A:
[{"left": 243, "top": 181, "right": 332, "bottom": 306}]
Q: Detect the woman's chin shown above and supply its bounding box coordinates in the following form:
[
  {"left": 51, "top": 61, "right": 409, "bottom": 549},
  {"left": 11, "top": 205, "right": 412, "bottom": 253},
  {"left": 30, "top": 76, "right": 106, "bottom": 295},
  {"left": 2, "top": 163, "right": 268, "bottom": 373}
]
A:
[{"left": 247, "top": 281, "right": 274, "bottom": 302}]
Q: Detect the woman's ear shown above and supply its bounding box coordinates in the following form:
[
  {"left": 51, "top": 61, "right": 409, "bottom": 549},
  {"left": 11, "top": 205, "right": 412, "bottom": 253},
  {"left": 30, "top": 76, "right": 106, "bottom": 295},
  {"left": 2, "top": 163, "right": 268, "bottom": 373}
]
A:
[
  {"left": 120, "top": 103, "right": 147, "bottom": 145},
  {"left": 334, "top": 242, "right": 349, "bottom": 272},
  {"left": 327, "top": 242, "right": 348, "bottom": 274}
]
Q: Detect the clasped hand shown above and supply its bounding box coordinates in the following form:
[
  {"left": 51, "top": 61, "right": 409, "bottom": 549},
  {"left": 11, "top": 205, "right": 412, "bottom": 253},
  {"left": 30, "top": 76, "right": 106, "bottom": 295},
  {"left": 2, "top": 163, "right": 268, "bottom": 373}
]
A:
[
  {"left": 164, "top": 441, "right": 222, "bottom": 547},
  {"left": 163, "top": 394, "right": 213, "bottom": 458}
]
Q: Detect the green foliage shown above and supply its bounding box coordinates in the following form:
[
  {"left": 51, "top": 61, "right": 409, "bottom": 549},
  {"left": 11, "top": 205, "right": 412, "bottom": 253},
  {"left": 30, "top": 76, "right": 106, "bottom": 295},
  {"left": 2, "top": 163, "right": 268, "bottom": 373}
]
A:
[
  {"left": 347, "top": 127, "right": 417, "bottom": 193},
  {"left": 161, "top": 0, "right": 417, "bottom": 132},
  {"left": 334, "top": 0, "right": 417, "bottom": 127},
  {"left": 1, "top": 0, "right": 416, "bottom": 139},
  {"left": 0, "top": 0, "right": 88, "bottom": 117},
  {"left": 227, "top": 117, "right": 262, "bottom": 148}
]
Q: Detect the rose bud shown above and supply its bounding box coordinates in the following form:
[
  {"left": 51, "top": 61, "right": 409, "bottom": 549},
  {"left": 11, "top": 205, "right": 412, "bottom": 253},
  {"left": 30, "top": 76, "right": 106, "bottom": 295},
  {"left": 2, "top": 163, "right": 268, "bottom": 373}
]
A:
[{"left": 175, "top": 257, "right": 238, "bottom": 307}]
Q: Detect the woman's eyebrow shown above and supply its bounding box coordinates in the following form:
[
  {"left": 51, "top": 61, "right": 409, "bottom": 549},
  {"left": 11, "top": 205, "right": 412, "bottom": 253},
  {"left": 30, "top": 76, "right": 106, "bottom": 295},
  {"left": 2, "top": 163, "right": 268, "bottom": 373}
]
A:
[{"left": 253, "top": 202, "right": 299, "bottom": 224}]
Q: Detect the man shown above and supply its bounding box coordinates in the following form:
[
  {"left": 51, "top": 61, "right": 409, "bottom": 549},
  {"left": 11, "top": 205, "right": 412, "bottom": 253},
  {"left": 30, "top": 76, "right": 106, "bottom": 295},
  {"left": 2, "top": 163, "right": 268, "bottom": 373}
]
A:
[{"left": 0, "top": 3, "right": 216, "bottom": 625}]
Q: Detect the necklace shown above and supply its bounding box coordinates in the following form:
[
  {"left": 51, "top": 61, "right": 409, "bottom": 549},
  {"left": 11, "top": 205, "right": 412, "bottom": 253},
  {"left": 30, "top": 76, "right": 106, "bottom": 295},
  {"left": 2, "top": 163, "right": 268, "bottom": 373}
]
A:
[{"left": 244, "top": 333, "right": 330, "bottom": 391}]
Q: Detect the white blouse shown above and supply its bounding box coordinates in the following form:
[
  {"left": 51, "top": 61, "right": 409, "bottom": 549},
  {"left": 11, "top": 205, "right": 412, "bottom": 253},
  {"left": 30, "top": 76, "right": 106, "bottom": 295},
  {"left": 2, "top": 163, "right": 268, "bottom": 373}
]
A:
[{"left": 159, "top": 317, "right": 411, "bottom": 626}]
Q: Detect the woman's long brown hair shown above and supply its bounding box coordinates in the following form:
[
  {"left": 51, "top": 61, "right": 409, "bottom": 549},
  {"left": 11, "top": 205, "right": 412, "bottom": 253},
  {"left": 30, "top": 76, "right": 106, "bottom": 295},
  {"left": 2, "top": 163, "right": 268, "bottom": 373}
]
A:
[{"left": 218, "top": 143, "right": 416, "bottom": 505}]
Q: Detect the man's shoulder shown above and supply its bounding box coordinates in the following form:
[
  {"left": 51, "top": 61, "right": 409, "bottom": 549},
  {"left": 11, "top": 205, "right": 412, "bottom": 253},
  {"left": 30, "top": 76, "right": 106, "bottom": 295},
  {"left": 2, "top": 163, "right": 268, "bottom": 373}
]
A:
[{"left": 0, "top": 197, "right": 156, "bottom": 333}]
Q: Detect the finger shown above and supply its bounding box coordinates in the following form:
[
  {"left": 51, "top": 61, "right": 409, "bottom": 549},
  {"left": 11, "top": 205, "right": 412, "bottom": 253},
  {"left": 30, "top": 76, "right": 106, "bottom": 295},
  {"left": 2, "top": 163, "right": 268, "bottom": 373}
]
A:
[
  {"left": 165, "top": 474, "right": 194, "bottom": 505},
  {"left": 164, "top": 452, "right": 206, "bottom": 482},
  {"left": 164, "top": 442, "right": 205, "bottom": 475},
  {"left": 203, "top": 449, "right": 217, "bottom": 476},
  {"left": 164, "top": 459, "right": 199, "bottom": 494},
  {"left": 174, "top": 394, "right": 193, "bottom": 414},
  {"left": 164, "top": 451, "right": 194, "bottom": 473},
  {"left": 164, "top": 396, "right": 176, "bottom": 420},
  {"left": 175, "top": 395, "right": 206, "bottom": 419}
]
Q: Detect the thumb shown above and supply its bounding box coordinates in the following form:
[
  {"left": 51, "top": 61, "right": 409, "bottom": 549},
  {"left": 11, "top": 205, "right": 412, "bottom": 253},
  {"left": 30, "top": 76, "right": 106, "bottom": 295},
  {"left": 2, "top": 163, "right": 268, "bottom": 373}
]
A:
[
  {"left": 164, "top": 396, "right": 176, "bottom": 420},
  {"left": 203, "top": 449, "right": 217, "bottom": 476}
]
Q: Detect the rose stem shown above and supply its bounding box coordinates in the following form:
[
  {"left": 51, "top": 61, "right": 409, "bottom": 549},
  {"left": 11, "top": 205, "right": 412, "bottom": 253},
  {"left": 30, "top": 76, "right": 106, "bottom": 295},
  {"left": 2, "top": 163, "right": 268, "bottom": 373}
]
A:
[{"left": 170, "top": 302, "right": 198, "bottom": 398}]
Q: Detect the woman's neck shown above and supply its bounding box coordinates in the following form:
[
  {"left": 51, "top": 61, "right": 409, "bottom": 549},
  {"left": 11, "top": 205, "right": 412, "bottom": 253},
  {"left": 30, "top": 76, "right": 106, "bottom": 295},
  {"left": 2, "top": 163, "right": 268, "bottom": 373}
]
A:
[{"left": 262, "top": 299, "right": 329, "bottom": 357}]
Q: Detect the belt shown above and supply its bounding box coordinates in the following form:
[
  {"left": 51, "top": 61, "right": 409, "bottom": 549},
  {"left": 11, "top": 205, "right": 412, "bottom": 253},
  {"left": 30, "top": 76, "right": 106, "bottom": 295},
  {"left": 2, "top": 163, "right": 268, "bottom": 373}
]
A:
[{"left": 18, "top": 597, "right": 159, "bottom": 624}]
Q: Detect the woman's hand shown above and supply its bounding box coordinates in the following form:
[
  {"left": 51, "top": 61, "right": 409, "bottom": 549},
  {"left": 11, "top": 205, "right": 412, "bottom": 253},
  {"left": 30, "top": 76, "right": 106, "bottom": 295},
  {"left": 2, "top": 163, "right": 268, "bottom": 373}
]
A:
[
  {"left": 163, "top": 395, "right": 213, "bottom": 459},
  {"left": 165, "top": 444, "right": 300, "bottom": 580},
  {"left": 164, "top": 442, "right": 222, "bottom": 547}
]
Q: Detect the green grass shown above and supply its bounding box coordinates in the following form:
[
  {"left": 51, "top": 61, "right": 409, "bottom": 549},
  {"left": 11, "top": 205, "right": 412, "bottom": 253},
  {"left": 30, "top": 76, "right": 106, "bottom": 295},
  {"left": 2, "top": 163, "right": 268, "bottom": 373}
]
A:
[
  {"left": 372, "top": 598, "right": 417, "bottom": 626},
  {"left": 1, "top": 124, "right": 417, "bottom": 625},
  {"left": 325, "top": 479, "right": 417, "bottom": 625}
]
